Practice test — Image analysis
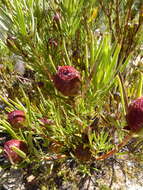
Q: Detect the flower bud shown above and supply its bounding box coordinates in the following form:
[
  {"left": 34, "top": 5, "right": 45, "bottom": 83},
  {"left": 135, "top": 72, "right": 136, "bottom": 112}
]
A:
[
  {"left": 126, "top": 96, "right": 143, "bottom": 132},
  {"left": 53, "top": 66, "right": 81, "bottom": 96},
  {"left": 53, "top": 12, "right": 61, "bottom": 23},
  {"left": 74, "top": 144, "right": 91, "bottom": 162},
  {"left": 4, "top": 139, "right": 28, "bottom": 163},
  {"left": 48, "top": 38, "right": 58, "bottom": 48},
  {"left": 37, "top": 81, "right": 44, "bottom": 88},
  {"left": 39, "top": 118, "right": 54, "bottom": 126},
  {"left": 8, "top": 110, "right": 25, "bottom": 128}
]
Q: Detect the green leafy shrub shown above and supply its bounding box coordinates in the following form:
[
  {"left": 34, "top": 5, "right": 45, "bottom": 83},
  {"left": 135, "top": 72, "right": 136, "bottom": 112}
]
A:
[{"left": 0, "top": 0, "right": 143, "bottom": 188}]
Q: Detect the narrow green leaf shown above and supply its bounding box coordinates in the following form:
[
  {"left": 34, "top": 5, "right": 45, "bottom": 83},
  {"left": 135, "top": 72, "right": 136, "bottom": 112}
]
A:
[
  {"left": 117, "top": 75, "right": 127, "bottom": 115},
  {"left": 0, "top": 95, "right": 15, "bottom": 109},
  {"left": 14, "top": 0, "right": 27, "bottom": 35},
  {"left": 136, "top": 72, "right": 143, "bottom": 98},
  {"left": 63, "top": 39, "right": 71, "bottom": 65},
  {"left": 0, "top": 120, "right": 19, "bottom": 139},
  {"left": 12, "top": 146, "right": 27, "bottom": 159}
]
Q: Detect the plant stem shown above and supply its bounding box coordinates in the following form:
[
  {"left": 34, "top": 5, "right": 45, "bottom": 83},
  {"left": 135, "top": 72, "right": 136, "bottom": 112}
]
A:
[{"left": 96, "top": 131, "right": 133, "bottom": 160}]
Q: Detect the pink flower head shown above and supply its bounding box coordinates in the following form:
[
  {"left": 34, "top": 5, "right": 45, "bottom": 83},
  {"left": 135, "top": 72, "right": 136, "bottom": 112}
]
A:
[
  {"left": 126, "top": 97, "right": 143, "bottom": 132},
  {"left": 39, "top": 118, "right": 54, "bottom": 126},
  {"left": 53, "top": 66, "right": 81, "bottom": 96},
  {"left": 53, "top": 12, "right": 61, "bottom": 23},
  {"left": 8, "top": 110, "right": 25, "bottom": 128},
  {"left": 4, "top": 139, "right": 28, "bottom": 163}
]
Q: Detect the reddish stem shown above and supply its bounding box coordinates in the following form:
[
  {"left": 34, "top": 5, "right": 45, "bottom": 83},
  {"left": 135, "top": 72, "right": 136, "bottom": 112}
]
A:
[{"left": 96, "top": 131, "right": 133, "bottom": 160}]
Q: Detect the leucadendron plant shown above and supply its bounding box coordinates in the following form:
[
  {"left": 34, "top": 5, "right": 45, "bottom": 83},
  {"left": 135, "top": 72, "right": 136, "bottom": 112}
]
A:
[{"left": 0, "top": 0, "right": 143, "bottom": 188}]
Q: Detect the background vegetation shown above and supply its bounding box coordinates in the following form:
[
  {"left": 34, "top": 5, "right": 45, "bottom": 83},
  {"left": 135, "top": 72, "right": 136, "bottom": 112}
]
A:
[{"left": 0, "top": 0, "right": 143, "bottom": 189}]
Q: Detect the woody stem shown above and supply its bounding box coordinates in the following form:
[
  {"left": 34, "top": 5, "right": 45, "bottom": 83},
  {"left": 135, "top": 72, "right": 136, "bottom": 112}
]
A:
[{"left": 96, "top": 131, "right": 133, "bottom": 160}]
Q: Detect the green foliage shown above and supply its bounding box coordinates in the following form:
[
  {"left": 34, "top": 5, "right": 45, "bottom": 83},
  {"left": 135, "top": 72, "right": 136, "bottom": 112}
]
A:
[{"left": 0, "top": 0, "right": 143, "bottom": 188}]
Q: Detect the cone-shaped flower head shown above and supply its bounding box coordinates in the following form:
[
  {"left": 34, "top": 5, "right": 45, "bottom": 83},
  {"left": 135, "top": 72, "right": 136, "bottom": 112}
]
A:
[
  {"left": 53, "top": 66, "right": 81, "bottom": 96},
  {"left": 4, "top": 139, "right": 28, "bottom": 163},
  {"left": 8, "top": 110, "right": 25, "bottom": 128},
  {"left": 126, "top": 96, "right": 143, "bottom": 132}
]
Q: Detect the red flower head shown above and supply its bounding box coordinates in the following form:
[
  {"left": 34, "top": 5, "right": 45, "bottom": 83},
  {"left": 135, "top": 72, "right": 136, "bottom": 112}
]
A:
[
  {"left": 126, "top": 96, "right": 143, "bottom": 132},
  {"left": 4, "top": 139, "right": 28, "bottom": 163},
  {"left": 8, "top": 110, "right": 25, "bottom": 128},
  {"left": 53, "top": 66, "right": 81, "bottom": 96}
]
